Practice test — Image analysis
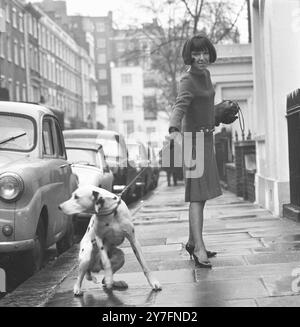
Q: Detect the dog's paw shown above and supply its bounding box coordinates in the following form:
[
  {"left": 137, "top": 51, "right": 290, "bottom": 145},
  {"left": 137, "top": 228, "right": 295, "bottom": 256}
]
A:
[
  {"left": 149, "top": 279, "right": 162, "bottom": 291},
  {"left": 73, "top": 285, "right": 84, "bottom": 297},
  {"left": 112, "top": 280, "right": 128, "bottom": 290},
  {"left": 102, "top": 277, "right": 113, "bottom": 290}
]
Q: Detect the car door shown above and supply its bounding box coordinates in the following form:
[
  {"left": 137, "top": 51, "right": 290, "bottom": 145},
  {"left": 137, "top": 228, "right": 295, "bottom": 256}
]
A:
[
  {"left": 52, "top": 118, "right": 74, "bottom": 230},
  {"left": 42, "top": 116, "right": 68, "bottom": 239}
]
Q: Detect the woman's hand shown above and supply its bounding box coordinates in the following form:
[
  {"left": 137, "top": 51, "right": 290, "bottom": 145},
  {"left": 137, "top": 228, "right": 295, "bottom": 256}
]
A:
[{"left": 168, "top": 131, "right": 182, "bottom": 147}]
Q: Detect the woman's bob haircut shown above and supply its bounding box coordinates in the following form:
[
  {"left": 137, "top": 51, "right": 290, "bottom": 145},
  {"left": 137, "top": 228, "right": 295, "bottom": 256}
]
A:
[{"left": 182, "top": 34, "right": 217, "bottom": 65}]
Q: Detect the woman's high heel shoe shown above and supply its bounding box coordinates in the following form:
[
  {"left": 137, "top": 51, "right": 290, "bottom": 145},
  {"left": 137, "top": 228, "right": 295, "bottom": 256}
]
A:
[
  {"left": 185, "top": 243, "right": 194, "bottom": 259},
  {"left": 192, "top": 253, "right": 212, "bottom": 269},
  {"left": 185, "top": 243, "right": 217, "bottom": 259}
]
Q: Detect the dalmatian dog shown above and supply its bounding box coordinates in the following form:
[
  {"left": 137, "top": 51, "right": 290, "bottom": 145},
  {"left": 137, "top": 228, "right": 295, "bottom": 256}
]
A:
[{"left": 59, "top": 185, "right": 162, "bottom": 296}]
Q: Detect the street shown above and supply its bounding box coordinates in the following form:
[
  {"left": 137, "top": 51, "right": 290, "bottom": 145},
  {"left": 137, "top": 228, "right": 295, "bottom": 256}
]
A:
[{"left": 2, "top": 172, "right": 300, "bottom": 307}]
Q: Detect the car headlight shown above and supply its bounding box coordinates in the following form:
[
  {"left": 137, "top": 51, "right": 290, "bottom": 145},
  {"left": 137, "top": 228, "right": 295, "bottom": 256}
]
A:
[{"left": 0, "top": 173, "right": 24, "bottom": 202}]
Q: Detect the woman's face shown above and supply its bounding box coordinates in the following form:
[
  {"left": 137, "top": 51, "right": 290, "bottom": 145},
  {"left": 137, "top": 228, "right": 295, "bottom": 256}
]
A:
[{"left": 191, "top": 49, "right": 210, "bottom": 70}]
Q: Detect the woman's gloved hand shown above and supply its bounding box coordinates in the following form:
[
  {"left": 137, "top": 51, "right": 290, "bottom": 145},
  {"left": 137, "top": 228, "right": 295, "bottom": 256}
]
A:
[
  {"left": 168, "top": 127, "right": 182, "bottom": 147},
  {"left": 215, "top": 100, "right": 239, "bottom": 126}
]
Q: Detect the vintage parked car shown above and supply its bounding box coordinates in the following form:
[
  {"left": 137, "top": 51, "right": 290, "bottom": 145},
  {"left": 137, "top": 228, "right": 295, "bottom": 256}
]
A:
[
  {"left": 65, "top": 140, "right": 113, "bottom": 192},
  {"left": 126, "top": 140, "right": 153, "bottom": 197},
  {"left": 63, "top": 129, "right": 138, "bottom": 202},
  {"left": 0, "top": 101, "right": 78, "bottom": 275},
  {"left": 64, "top": 140, "right": 114, "bottom": 230}
]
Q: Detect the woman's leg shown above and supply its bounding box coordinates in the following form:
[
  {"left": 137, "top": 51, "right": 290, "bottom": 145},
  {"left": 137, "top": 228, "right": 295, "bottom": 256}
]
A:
[{"left": 188, "top": 201, "right": 208, "bottom": 261}]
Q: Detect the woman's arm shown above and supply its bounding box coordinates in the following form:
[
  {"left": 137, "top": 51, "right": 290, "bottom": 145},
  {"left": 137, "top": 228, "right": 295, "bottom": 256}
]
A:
[{"left": 169, "top": 75, "right": 194, "bottom": 133}]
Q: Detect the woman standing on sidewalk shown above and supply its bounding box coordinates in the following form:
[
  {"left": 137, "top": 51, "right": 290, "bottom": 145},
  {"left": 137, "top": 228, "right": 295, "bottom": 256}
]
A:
[{"left": 168, "top": 34, "right": 238, "bottom": 268}]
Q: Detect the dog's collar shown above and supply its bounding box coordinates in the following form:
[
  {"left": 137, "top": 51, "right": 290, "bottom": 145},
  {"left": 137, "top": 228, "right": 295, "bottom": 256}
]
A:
[{"left": 97, "top": 196, "right": 122, "bottom": 217}]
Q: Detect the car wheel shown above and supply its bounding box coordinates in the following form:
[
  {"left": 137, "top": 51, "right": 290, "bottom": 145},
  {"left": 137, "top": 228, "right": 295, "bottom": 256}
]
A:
[
  {"left": 56, "top": 218, "right": 75, "bottom": 255},
  {"left": 22, "top": 219, "right": 46, "bottom": 276}
]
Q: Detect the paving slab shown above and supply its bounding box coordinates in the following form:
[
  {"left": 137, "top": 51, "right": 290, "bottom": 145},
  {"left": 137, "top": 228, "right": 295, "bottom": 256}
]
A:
[
  {"left": 256, "top": 295, "right": 300, "bottom": 307},
  {"left": 195, "top": 262, "right": 300, "bottom": 282},
  {"left": 56, "top": 269, "right": 195, "bottom": 294},
  {"left": 45, "top": 279, "right": 268, "bottom": 307}
]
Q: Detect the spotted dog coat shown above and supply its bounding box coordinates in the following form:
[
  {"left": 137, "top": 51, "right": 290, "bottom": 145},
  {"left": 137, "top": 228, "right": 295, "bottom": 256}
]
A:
[{"left": 59, "top": 185, "right": 161, "bottom": 296}]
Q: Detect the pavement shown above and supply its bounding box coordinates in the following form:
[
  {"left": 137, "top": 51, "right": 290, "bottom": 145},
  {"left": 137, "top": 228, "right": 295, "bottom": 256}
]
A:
[{"left": 2, "top": 172, "right": 300, "bottom": 307}]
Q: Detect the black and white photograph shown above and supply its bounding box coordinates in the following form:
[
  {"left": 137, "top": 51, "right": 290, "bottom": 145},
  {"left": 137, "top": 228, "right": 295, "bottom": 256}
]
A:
[{"left": 0, "top": 0, "right": 300, "bottom": 311}]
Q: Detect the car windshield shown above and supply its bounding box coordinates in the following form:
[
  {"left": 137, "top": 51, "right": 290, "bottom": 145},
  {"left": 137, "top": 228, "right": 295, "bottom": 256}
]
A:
[
  {"left": 99, "top": 139, "right": 119, "bottom": 158},
  {"left": 66, "top": 148, "right": 100, "bottom": 167},
  {"left": 0, "top": 114, "right": 35, "bottom": 151},
  {"left": 64, "top": 133, "right": 121, "bottom": 159}
]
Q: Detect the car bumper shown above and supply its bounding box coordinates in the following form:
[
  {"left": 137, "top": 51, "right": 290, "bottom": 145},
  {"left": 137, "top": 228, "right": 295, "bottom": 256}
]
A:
[{"left": 0, "top": 239, "right": 35, "bottom": 253}]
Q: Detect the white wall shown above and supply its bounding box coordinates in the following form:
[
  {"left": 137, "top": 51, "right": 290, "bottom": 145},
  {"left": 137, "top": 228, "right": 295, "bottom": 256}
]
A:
[{"left": 251, "top": 0, "right": 300, "bottom": 216}]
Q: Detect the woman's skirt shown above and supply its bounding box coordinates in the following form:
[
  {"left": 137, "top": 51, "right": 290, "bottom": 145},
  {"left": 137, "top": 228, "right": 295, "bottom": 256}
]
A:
[{"left": 183, "top": 132, "right": 222, "bottom": 202}]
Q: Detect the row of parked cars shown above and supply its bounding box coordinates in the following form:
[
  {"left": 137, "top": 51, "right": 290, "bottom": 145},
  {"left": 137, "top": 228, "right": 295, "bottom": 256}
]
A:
[
  {"left": 63, "top": 129, "right": 160, "bottom": 202},
  {"left": 0, "top": 101, "right": 160, "bottom": 279}
]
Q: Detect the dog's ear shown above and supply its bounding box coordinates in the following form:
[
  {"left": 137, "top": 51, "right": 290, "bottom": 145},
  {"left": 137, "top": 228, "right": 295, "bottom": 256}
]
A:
[{"left": 92, "top": 191, "right": 99, "bottom": 201}]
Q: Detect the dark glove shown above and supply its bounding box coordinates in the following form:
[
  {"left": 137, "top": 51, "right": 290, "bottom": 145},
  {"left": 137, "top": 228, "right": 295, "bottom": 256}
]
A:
[{"left": 215, "top": 100, "right": 239, "bottom": 126}]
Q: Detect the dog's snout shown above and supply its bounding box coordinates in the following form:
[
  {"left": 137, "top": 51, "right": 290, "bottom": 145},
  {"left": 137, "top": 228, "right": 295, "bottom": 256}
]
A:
[{"left": 58, "top": 205, "right": 62, "bottom": 211}]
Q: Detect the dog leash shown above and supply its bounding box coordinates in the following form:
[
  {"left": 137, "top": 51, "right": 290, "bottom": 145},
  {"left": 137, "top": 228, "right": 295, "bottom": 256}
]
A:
[{"left": 228, "top": 100, "right": 245, "bottom": 139}]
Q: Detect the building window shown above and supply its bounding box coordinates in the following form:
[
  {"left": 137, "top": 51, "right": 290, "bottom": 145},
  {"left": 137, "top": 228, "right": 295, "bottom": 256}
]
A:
[
  {"left": 98, "top": 69, "right": 107, "bottom": 79},
  {"left": 28, "top": 13, "right": 32, "bottom": 34},
  {"left": 122, "top": 96, "right": 133, "bottom": 111},
  {"left": 0, "top": 33, "right": 4, "bottom": 58},
  {"left": 14, "top": 39, "right": 18, "bottom": 65},
  {"left": 96, "top": 22, "right": 105, "bottom": 32},
  {"left": 121, "top": 73, "right": 132, "bottom": 84},
  {"left": 5, "top": 2, "right": 10, "bottom": 23},
  {"left": 46, "top": 30, "right": 49, "bottom": 50},
  {"left": 20, "top": 44, "right": 25, "bottom": 68},
  {"left": 15, "top": 82, "right": 20, "bottom": 101},
  {"left": 8, "top": 79, "right": 12, "bottom": 100},
  {"left": 34, "top": 47, "right": 38, "bottom": 71},
  {"left": 7, "top": 36, "right": 11, "bottom": 61},
  {"left": 29, "top": 45, "right": 33, "bottom": 69},
  {"left": 123, "top": 120, "right": 134, "bottom": 135},
  {"left": 97, "top": 38, "right": 106, "bottom": 48},
  {"left": 33, "top": 17, "right": 37, "bottom": 38},
  {"left": 146, "top": 127, "right": 156, "bottom": 135},
  {"left": 97, "top": 53, "right": 106, "bottom": 64},
  {"left": 116, "top": 42, "right": 125, "bottom": 52},
  {"left": 12, "top": 7, "right": 17, "bottom": 28},
  {"left": 99, "top": 85, "right": 108, "bottom": 96},
  {"left": 22, "top": 84, "right": 27, "bottom": 101},
  {"left": 19, "top": 13, "right": 23, "bottom": 32},
  {"left": 41, "top": 25, "right": 45, "bottom": 47}
]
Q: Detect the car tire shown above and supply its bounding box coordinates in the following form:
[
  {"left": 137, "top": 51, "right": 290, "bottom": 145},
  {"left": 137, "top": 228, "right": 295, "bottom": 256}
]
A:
[
  {"left": 22, "top": 219, "right": 46, "bottom": 276},
  {"left": 56, "top": 218, "right": 75, "bottom": 255}
]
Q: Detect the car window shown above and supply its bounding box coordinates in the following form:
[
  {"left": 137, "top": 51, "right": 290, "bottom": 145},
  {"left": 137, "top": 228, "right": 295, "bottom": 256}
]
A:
[
  {"left": 99, "top": 138, "right": 120, "bottom": 158},
  {"left": 42, "top": 119, "right": 54, "bottom": 156},
  {"left": 66, "top": 148, "right": 99, "bottom": 167},
  {"left": 54, "top": 120, "right": 65, "bottom": 157},
  {"left": 0, "top": 114, "right": 35, "bottom": 151}
]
